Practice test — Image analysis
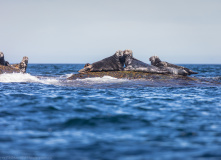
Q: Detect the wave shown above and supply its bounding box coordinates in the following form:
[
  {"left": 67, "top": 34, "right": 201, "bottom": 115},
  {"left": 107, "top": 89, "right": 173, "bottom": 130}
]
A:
[
  {"left": 213, "top": 76, "right": 221, "bottom": 81},
  {"left": 0, "top": 73, "right": 59, "bottom": 85},
  {"left": 0, "top": 73, "right": 39, "bottom": 83},
  {"left": 0, "top": 73, "right": 127, "bottom": 86},
  {"left": 76, "top": 76, "right": 128, "bottom": 84},
  {"left": 0, "top": 73, "right": 220, "bottom": 88},
  {"left": 197, "top": 76, "right": 221, "bottom": 83},
  {"left": 59, "top": 73, "right": 73, "bottom": 79}
]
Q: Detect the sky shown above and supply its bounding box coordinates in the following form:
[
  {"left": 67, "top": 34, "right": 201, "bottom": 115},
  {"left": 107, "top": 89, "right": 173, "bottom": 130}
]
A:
[{"left": 0, "top": 0, "right": 221, "bottom": 64}]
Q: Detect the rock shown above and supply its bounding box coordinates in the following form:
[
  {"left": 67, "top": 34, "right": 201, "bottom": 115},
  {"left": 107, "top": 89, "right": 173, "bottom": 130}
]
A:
[
  {"left": 68, "top": 71, "right": 196, "bottom": 81},
  {"left": 0, "top": 65, "right": 21, "bottom": 74},
  {"left": 0, "top": 51, "right": 29, "bottom": 74}
]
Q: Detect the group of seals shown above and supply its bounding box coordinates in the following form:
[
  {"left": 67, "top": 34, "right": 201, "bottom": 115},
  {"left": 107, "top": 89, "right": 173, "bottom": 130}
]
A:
[
  {"left": 149, "top": 56, "right": 198, "bottom": 76},
  {"left": 1, "top": 50, "right": 198, "bottom": 76},
  {"left": 123, "top": 50, "right": 168, "bottom": 74},
  {"left": 0, "top": 51, "right": 29, "bottom": 73},
  {"left": 79, "top": 50, "right": 198, "bottom": 76}
]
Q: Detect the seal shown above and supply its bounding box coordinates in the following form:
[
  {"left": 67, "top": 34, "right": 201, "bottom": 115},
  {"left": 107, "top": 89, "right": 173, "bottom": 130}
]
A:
[
  {"left": 11, "top": 56, "right": 29, "bottom": 73},
  {"left": 149, "top": 56, "right": 198, "bottom": 76},
  {"left": 19, "top": 56, "right": 29, "bottom": 73},
  {"left": 0, "top": 52, "right": 9, "bottom": 66},
  {"left": 78, "top": 50, "right": 125, "bottom": 73},
  {"left": 123, "top": 50, "right": 168, "bottom": 74}
]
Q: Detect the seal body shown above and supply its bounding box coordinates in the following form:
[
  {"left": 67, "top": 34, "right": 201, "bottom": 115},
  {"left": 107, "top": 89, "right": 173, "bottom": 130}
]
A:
[
  {"left": 149, "top": 56, "right": 198, "bottom": 76},
  {"left": 123, "top": 50, "right": 168, "bottom": 74},
  {"left": 11, "top": 56, "right": 29, "bottom": 73},
  {"left": 78, "top": 50, "right": 125, "bottom": 73},
  {"left": 0, "top": 52, "right": 9, "bottom": 66}
]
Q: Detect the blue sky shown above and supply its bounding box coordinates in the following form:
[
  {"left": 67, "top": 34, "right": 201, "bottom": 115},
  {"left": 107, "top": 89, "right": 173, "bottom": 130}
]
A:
[{"left": 0, "top": 0, "right": 221, "bottom": 64}]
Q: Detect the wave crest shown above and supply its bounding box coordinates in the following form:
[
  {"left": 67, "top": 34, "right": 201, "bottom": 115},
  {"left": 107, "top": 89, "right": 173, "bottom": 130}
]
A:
[
  {"left": 0, "top": 73, "right": 59, "bottom": 85},
  {"left": 76, "top": 76, "right": 128, "bottom": 84}
]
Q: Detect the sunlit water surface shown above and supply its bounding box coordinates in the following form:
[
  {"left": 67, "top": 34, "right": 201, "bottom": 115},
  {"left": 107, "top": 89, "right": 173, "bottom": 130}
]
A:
[{"left": 0, "top": 64, "right": 221, "bottom": 160}]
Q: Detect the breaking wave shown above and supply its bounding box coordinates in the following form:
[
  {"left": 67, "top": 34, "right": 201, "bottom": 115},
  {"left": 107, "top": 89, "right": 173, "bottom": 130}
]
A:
[
  {"left": 0, "top": 72, "right": 220, "bottom": 88},
  {"left": 0, "top": 73, "right": 59, "bottom": 85},
  {"left": 0, "top": 73, "right": 128, "bottom": 86},
  {"left": 0, "top": 73, "right": 39, "bottom": 83},
  {"left": 76, "top": 76, "right": 128, "bottom": 83}
]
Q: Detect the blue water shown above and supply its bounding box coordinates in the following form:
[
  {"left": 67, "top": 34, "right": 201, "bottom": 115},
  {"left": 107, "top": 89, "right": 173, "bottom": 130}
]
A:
[{"left": 0, "top": 64, "right": 221, "bottom": 160}]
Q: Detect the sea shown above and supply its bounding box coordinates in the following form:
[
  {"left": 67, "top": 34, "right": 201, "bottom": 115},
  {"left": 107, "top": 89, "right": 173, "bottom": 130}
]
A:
[{"left": 0, "top": 64, "right": 221, "bottom": 160}]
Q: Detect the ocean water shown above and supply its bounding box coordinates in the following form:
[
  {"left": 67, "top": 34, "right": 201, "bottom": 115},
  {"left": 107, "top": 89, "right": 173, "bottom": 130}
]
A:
[{"left": 0, "top": 64, "right": 221, "bottom": 160}]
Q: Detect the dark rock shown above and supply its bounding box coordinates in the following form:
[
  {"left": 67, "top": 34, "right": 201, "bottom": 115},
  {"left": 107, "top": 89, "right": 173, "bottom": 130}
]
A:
[{"left": 68, "top": 71, "right": 197, "bottom": 81}]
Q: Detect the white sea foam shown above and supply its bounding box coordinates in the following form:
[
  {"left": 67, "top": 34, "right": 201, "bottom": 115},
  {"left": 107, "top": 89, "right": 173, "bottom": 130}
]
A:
[
  {"left": 38, "top": 77, "right": 60, "bottom": 85},
  {"left": 0, "top": 73, "right": 39, "bottom": 83},
  {"left": 76, "top": 76, "right": 128, "bottom": 83},
  {"left": 0, "top": 73, "right": 128, "bottom": 86},
  {"left": 61, "top": 73, "right": 73, "bottom": 78},
  {"left": 66, "top": 74, "right": 73, "bottom": 78},
  {"left": 0, "top": 73, "right": 59, "bottom": 85}
]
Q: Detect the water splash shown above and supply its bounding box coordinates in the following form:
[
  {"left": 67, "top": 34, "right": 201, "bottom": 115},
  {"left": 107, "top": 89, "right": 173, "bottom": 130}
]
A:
[
  {"left": 76, "top": 76, "right": 128, "bottom": 84},
  {"left": 0, "top": 73, "right": 39, "bottom": 83},
  {"left": 0, "top": 73, "right": 127, "bottom": 87},
  {"left": 0, "top": 73, "right": 59, "bottom": 85},
  {"left": 0, "top": 73, "right": 220, "bottom": 88}
]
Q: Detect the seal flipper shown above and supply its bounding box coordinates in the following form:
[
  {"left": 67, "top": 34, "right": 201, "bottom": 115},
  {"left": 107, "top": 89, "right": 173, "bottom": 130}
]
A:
[{"left": 184, "top": 68, "right": 198, "bottom": 75}]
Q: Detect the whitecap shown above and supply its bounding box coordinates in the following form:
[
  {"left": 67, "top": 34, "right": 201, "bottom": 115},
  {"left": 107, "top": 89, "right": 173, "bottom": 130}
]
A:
[
  {"left": 0, "top": 73, "right": 59, "bottom": 85},
  {"left": 76, "top": 76, "right": 128, "bottom": 84},
  {"left": 0, "top": 73, "right": 39, "bottom": 83}
]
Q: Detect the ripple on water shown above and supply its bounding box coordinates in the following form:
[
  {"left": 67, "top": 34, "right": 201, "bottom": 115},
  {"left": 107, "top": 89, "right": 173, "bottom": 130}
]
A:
[{"left": 0, "top": 64, "right": 221, "bottom": 159}]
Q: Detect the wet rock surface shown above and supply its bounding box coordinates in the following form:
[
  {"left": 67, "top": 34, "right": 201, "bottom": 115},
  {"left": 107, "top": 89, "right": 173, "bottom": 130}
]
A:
[
  {"left": 68, "top": 71, "right": 221, "bottom": 87},
  {"left": 68, "top": 71, "right": 196, "bottom": 80},
  {"left": 0, "top": 65, "right": 21, "bottom": 74}
]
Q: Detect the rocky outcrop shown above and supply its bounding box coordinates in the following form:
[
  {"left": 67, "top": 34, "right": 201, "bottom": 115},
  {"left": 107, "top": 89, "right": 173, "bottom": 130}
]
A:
[
  {"left": 68, "top": 71, "right": 196, "bottom": 81},
  {"left": 0, "top": 52, "right": 29, "bottom": 74}
]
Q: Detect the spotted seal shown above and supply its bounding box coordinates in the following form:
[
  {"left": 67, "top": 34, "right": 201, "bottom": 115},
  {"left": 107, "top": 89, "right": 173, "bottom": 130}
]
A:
[
  {"left": 149, "top": 56, "right": 198, "bottom": 76},
  {"left": 123, "top": 50, "right": 168, "bottom": 74},
  {"left": 78, "top": 50, "right": 125, "bottom": 73}
]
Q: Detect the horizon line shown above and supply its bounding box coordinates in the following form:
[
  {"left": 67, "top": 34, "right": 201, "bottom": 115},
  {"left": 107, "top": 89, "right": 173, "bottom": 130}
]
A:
[{"left": 23, "top": 63, "right": 221, "bottom": 65}]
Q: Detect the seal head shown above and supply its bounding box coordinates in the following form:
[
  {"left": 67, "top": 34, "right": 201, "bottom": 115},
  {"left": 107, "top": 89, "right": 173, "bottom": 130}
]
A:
[{"left": 149, "top": 56, "right": 162, "bottom": 66}]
